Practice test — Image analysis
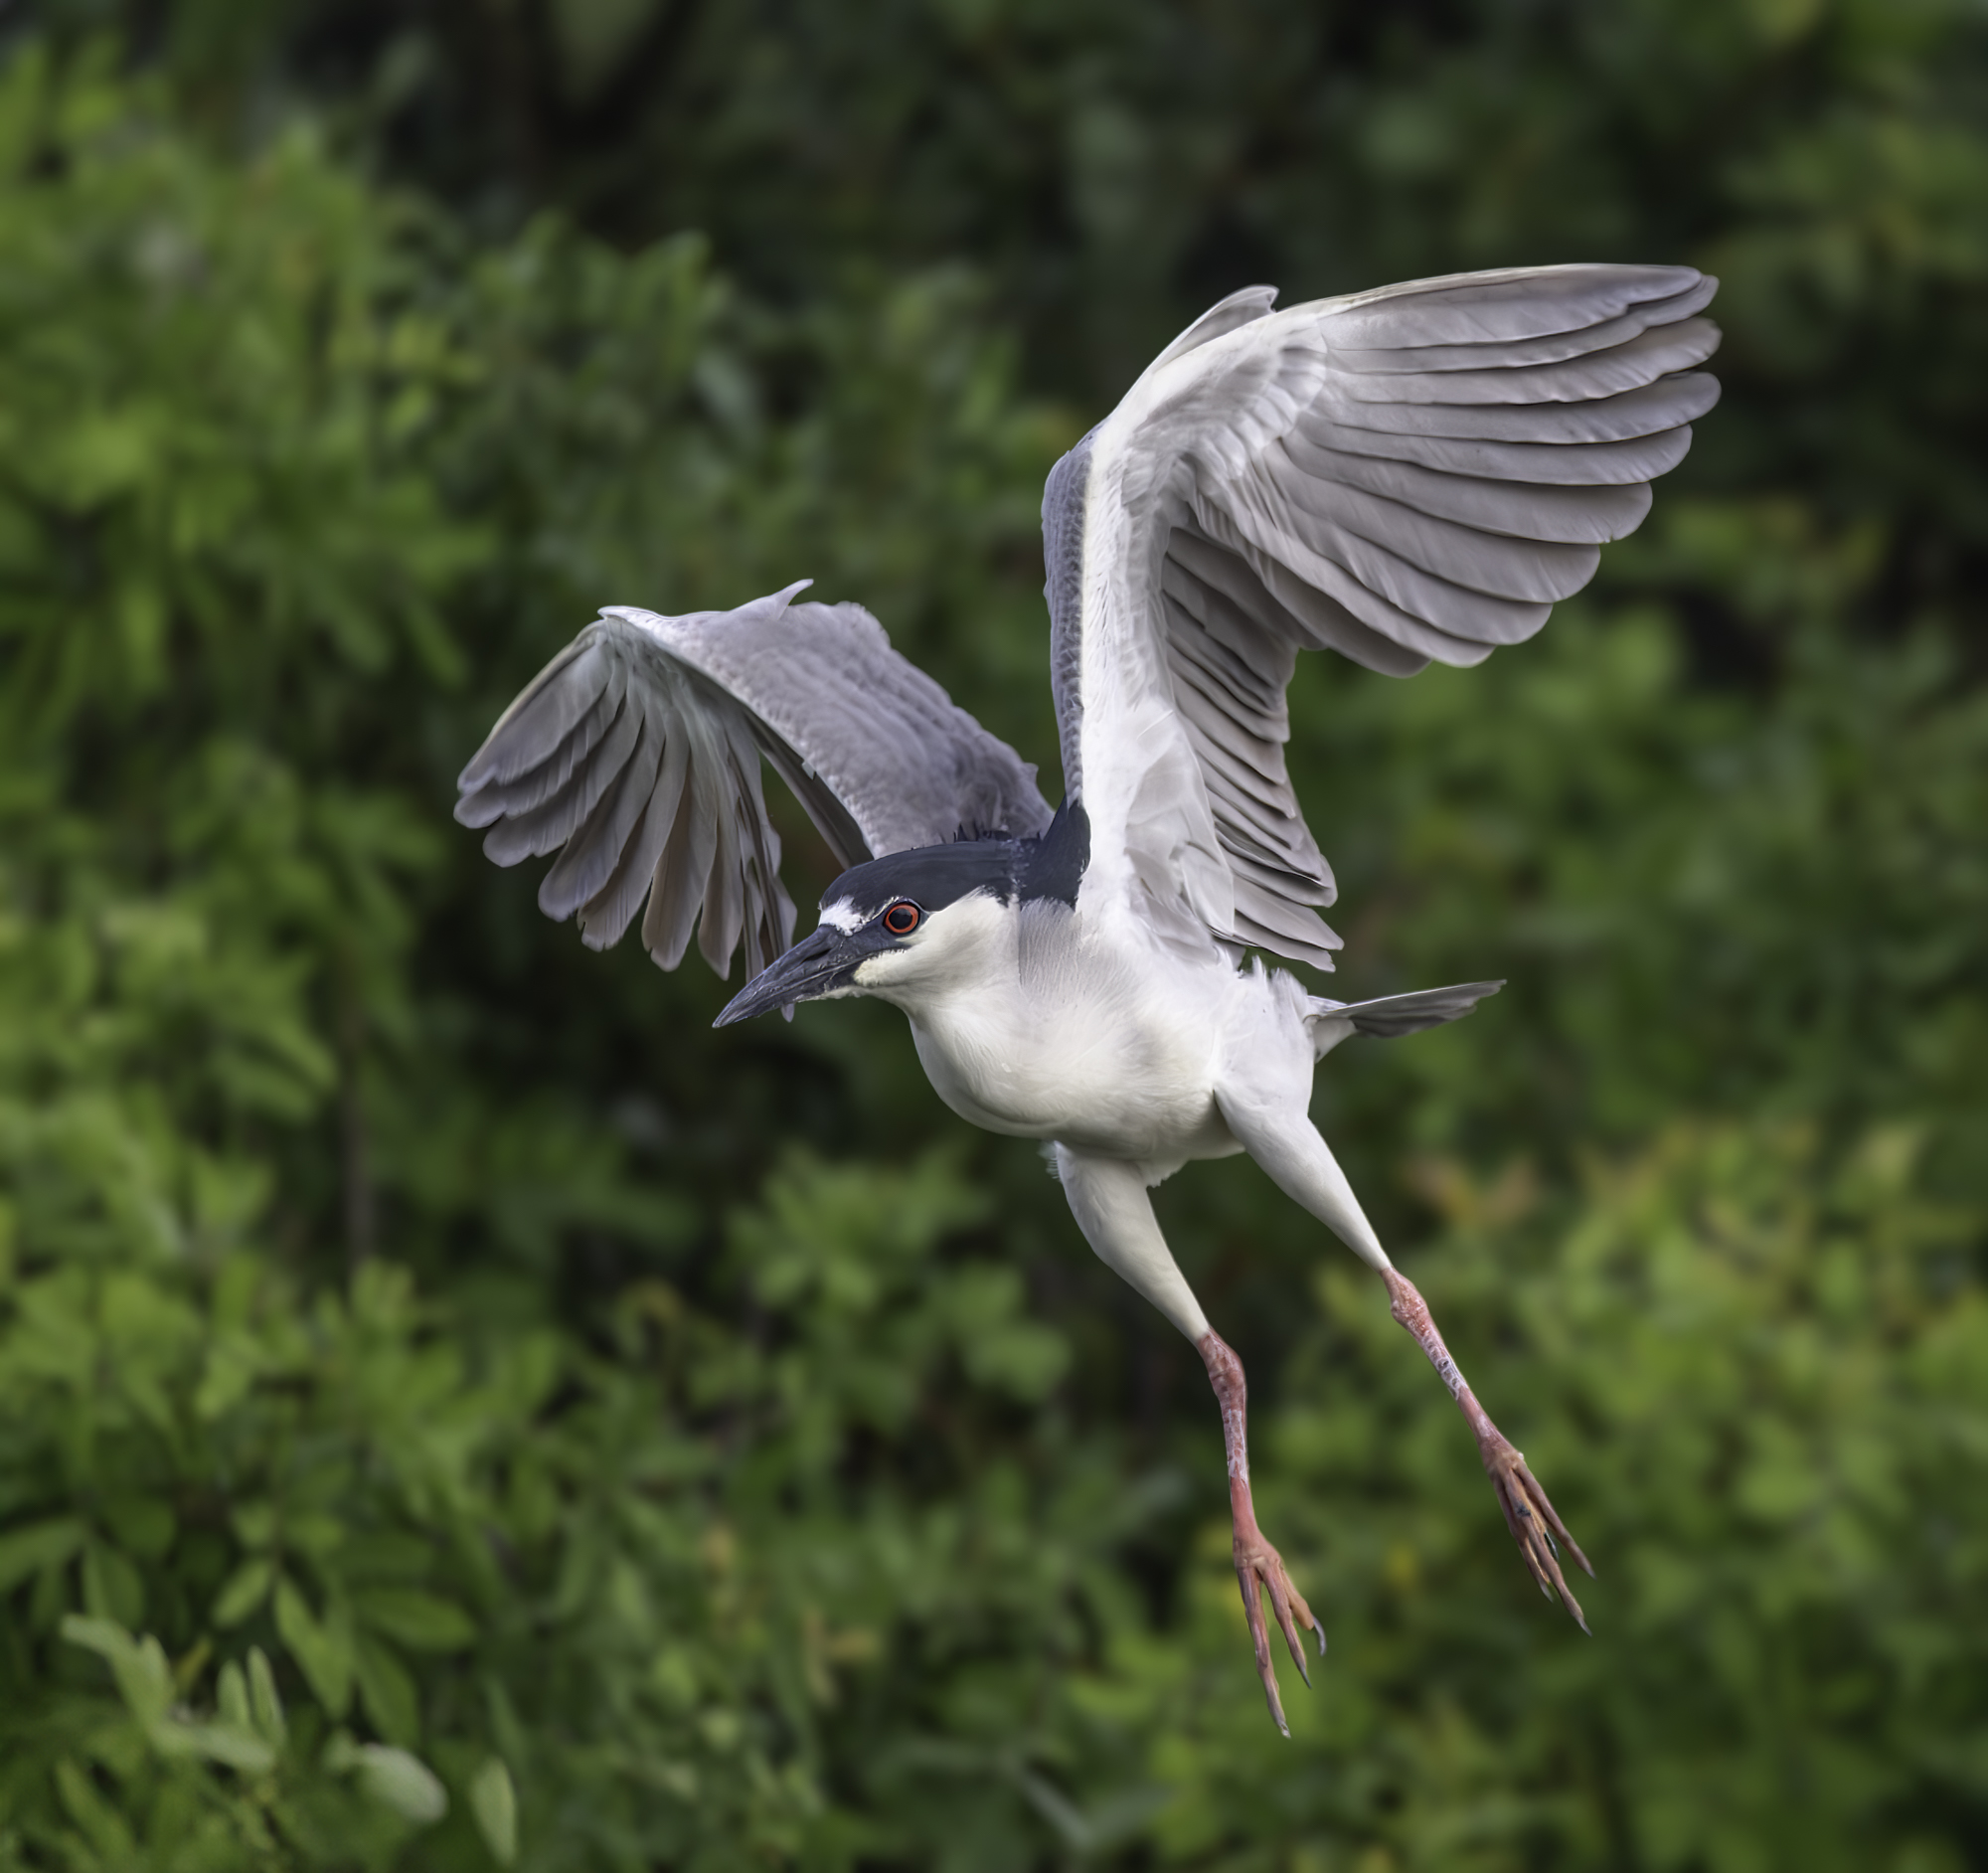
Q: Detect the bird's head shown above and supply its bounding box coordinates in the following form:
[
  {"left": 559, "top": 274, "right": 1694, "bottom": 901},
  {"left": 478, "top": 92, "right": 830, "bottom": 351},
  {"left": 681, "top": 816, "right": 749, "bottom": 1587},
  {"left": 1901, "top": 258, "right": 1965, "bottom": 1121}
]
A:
[
  {"left": 712, "top": 839, "right": 1018, "bottom": 1027},
  {"left": 713, "top": 804, "right": 1087, "bottom": 1028}
]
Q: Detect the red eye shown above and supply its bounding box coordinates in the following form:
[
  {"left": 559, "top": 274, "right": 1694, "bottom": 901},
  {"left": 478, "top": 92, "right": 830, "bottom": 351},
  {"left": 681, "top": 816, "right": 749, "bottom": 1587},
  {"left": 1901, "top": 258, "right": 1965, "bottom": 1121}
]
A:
[{"left": 882, "top": 901, "right": 921, "bottom": 936}]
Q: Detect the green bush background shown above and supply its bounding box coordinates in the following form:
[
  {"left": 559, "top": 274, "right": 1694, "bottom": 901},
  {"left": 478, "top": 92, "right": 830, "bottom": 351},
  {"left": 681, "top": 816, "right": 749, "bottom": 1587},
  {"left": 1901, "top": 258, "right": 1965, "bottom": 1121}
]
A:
[{"left": 1, "top": 4, "right": 1984, "bottom": 1867}]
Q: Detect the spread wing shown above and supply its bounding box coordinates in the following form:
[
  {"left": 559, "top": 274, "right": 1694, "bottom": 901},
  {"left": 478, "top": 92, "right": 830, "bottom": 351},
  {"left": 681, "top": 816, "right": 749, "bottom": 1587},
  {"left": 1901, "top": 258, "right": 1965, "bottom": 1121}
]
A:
[
  {"left": 1044, "top": 263, "right": 1721, "bottom": 966},
  {"left": 456, "top": 582, "right": 1054, "bottom": 980}
]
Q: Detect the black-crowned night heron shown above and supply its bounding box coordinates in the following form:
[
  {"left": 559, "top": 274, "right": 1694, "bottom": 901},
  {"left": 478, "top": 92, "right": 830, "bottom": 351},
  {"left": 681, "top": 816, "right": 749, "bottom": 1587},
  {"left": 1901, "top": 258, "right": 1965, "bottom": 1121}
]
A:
[{"left": 458, "top": 264, "right": 1720, "bottom": 1732}]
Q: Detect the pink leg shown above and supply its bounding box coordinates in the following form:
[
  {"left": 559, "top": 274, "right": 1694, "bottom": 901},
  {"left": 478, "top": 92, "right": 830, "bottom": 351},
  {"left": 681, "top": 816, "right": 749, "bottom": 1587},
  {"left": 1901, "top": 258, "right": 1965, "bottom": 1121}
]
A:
[
  {"left": 1198, "top": 1330, "right": 1322, "bottom": 1735},
  {"left": 1383, "top": 1267, "right": 1594, "bottom": 1629}
]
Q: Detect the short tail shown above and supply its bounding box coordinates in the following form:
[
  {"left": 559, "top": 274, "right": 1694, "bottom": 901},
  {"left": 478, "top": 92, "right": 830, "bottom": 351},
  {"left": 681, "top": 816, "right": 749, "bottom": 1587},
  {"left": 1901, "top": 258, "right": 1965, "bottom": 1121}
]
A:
[{"left": 1306, "top": 980, "right": 1503, "bottom": 1053}]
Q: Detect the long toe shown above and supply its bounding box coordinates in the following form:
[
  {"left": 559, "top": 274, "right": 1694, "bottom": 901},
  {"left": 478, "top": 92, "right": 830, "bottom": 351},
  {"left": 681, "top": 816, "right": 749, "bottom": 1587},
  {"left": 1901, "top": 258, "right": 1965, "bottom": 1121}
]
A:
[
  {"left": 1261, "top": 1551, "right": 1317, "bottom": 1685},
  {"left": 1235, "top": 1555, "right": 1290, "bottom": 1735},
  {"left": 1482, "top": 1437, "right": 1592, "bottom": 1631},
  {"left": 1235, "top": 1538, "right": 1322, "bottom": 1734}
]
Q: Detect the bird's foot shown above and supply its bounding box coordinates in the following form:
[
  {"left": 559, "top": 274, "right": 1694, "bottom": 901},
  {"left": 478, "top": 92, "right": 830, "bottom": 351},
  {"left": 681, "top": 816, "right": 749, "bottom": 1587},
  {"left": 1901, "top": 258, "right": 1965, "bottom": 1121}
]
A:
[
  {"left": 1196, "top": 1329, "right": 1322, "bottom": 1733},
  {"left": 1232, "top": 1504, "right": 1322, "bottom": 1737},
  {"left": 1382, "top": 1269, "right": 1595, "bottom": 1633},
  {"left": 1476, "top": 1424, "right": 1593, "bottom": 1631}
]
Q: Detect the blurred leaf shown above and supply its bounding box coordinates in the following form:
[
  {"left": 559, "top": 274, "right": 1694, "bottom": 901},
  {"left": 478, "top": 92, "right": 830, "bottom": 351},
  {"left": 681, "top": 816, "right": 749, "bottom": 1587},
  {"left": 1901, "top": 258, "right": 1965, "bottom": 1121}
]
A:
[
  {"left": 247, "top": 1645, "right": 286, "bottom": 1745},
  {"left": 210, "top": 1557, "right": 272, "bottom": 1627},
  {"left": 0, "top": 1516, "right": 83, "bottom": 1591},
  {"left": 274, "top": 1576, "right": 354, "bottom": 1718},
  {"left": 469, "top": 1756, "right": 519, "bottom": 1866},
  {"left": 328, "top": 1735, "right": 450, "bottom": 1823},
  {"left": 61, "top": 1613, "right": 171, "bottom": 1727},
  {"left": 351, "top": 1588, "right": 477, "bottom": 1652},
  {"left": 354, "top": 1631, "right": 421, "bottom": 1747}
]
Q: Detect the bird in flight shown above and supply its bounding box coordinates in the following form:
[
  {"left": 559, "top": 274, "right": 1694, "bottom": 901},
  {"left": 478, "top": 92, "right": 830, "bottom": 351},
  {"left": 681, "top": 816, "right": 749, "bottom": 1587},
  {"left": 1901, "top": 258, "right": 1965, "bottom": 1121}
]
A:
[{"left": 458, "top": 264, "right": 1720, "bottom": 1732}]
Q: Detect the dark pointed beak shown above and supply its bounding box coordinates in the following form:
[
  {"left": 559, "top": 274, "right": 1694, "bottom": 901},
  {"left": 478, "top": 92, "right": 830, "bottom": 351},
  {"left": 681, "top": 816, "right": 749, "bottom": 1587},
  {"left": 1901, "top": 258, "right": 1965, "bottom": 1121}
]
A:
[{"left": 713, "top": 925, "right": 849, "bottom": 1027}]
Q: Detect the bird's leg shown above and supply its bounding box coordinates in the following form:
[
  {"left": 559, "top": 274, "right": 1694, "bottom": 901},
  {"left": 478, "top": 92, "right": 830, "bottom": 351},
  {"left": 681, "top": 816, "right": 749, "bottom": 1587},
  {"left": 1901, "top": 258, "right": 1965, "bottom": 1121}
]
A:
[
  {"left": 1380, "top": 1267, "right": 1593, "bottom": 1629},
  {"left": 1197, "top": 1328, "right": 1321, "bottom": 1735},
  {"left": 1051, "top": 1146, "right": 1320, "bottom": 1733}
]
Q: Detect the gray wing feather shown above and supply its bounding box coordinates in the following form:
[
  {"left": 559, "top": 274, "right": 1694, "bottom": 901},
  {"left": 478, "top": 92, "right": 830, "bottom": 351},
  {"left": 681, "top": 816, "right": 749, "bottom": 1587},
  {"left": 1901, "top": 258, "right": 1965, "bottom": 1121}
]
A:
[
  {"left": 479, "top": 672, "right": 640, "bottom": 865},
  {"left": 1324, "top": 423, "right": 1694, "bottom": 485},
  {"left": 1328, "top": 318, "right": 1718, "bottom": 407},
  {"left": 1276, "top": 434, "right": 1654, "bottom": 543},
  {"left": 1328, "top": 273, "right": 1715, "bottom": 371},
  {"left": 459, "top": 639, "right": 605, "bottom": 790},
  {"left": 540, "top": 708, "right": 663, "bottom": 918},
  {"left": 1310, "top": 371, "right": 1719, "bottom": 446},
  {"left": 643, "top": 763, "right": 718, "bottom": 970},
  {"left": 580, "top": 733, "right": 686, "bottom": 956},
  {"left": 1319, "top": 263, "right": 1709, "bottom": 346},
  {"left": 638, "top": 590, "right": 1052, "bottom": 857},
  {"left": 1053, "top": 263, "right": 1719, "bottom": 969},
  {"left": 457, "top": 584, "right": 1053, "bottom": 979}
]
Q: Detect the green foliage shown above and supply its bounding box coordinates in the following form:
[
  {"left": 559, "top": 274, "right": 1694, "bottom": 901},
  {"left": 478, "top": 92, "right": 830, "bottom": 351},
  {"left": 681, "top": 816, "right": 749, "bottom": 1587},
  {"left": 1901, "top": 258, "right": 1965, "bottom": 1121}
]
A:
[
  {"left": 0, "top": 1138, "right": 1109, "bottom": 1868},
  {"left": 53, "top": 0, "right": 1988, "bottom": 621},
  {"left": 1, "top": 12, "right": 1985, "bottom": 1872}
]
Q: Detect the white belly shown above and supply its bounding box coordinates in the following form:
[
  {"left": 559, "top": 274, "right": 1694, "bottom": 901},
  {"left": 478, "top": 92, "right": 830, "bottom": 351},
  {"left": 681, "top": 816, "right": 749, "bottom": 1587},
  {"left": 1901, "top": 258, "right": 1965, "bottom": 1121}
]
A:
[{"left": 907, "top": 963, "right": 1239, "bottom": 1163}]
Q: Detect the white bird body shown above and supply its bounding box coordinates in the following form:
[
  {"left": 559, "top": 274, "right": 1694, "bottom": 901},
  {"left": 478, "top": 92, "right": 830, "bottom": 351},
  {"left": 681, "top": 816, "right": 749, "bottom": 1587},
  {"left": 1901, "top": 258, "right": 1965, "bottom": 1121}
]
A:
[
  {"left": 891, "top": 898, "right": 1254, "bottom": 1167},
  {"left": 457, "top": 261, "right": 1722, "bottom": 1730}
]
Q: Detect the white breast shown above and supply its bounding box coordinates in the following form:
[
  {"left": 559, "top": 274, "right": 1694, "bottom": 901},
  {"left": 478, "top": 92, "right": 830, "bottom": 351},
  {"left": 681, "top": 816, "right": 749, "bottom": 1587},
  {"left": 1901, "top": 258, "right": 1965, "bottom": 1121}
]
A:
[{"left": 903, "top": 902, "right": 1243, "bottom": 1163}]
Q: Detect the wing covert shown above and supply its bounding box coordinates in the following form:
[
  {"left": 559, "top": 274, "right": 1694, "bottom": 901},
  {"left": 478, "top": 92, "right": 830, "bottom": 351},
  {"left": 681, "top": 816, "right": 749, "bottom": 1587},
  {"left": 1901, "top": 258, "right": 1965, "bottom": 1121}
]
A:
[{"left": 457, "top": 583, "right": 1053, "bottom": 980}]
